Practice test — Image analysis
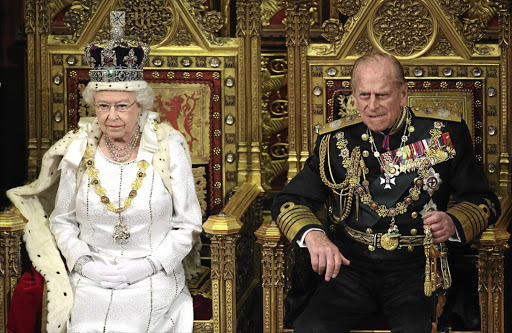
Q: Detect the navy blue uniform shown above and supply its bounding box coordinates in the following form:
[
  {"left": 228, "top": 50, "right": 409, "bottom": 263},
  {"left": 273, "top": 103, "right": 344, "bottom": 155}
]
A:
[{"left": 271, "top": 108, "right": 500, "bottom": 333}]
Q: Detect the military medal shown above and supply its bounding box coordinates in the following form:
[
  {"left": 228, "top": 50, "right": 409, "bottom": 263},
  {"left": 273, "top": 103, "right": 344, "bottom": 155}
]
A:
[
  {"left": 366, "top": 109, "right": 414, "bottom": 190},
  {"left": 383, "top": 162, "right": 398, "bottom": 175},
  {"left": 380, "top": 162, "right": 400, "bottom": 189},
  {"left": 423, "top": 168, "right": 442, "bottom": 196},
  {"left": 380, "top": 176, "right": 396, "bottom": 189},
  {"left": 420, "top": 199, "right": 438, "bottom": 216}
]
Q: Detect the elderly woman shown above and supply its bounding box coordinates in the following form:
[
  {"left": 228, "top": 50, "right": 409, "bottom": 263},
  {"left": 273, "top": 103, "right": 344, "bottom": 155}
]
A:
[{"left": 7, "top": 12, "right": 201, "bottom": 333}]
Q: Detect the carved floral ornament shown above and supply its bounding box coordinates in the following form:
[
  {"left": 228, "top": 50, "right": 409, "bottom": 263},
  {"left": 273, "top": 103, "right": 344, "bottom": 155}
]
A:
[
  {"left": 337, "top": 0, "right": 362, "bottom": 16},
  {"left": 321, "top": 19, "right": 344, "bottom": 43},
  {"left": 118, "top": 2, "right": 173, "bottom": 45},
  {"left": 59, "top": 0, "right": 225, "bottom": 45},
  {"left": 63, "top": 6, "right": 88, "bottom": 41},
  {"left": 186, "top": 0, "right": 225, "bottom": 44},
  {"left": 371, "top": 0, "right": 435, "bottom": 57},
  {"left": 440, "top": 0, "right": 470, "bottom": 15},
  {"left": 463, "top": 18, "right": 486, "bottom": 42},
  {"left": 202, "top": 11, "right": 224, "bottom": 33},
  {"left": 316, "top": 18, "right": 345, "bottom": 54}
]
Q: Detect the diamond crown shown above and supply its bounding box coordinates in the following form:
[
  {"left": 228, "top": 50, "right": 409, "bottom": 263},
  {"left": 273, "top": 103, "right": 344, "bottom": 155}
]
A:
[{"left": 84, "top": 12, "right": 150, "bottom": 83}]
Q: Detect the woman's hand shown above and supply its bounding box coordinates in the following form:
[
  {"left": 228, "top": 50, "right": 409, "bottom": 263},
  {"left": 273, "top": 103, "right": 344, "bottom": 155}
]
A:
[
  {"left": 81, "top": 262, "right": 127, "bottom": 289},
  {"left": 112, "top": 257, "right": 162, "bottom": 287}
]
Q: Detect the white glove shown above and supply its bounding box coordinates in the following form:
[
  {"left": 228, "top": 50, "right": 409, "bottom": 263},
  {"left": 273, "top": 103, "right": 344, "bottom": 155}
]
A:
[
  {"left": 81, "top": 261, "right": 127, "bottom": 289},
  {"left": 114, "top": 257, "right": 162, "bottom": 285}
]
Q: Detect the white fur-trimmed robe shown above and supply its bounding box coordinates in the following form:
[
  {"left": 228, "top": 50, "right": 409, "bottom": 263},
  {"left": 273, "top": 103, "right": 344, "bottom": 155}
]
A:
[{"left": 7, "top": 111, "right": 202, "bottom": 332}]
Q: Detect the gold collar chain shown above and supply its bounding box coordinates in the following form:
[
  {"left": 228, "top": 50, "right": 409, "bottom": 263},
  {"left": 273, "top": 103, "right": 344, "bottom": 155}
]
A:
[
  {"left": 319, "top": 119, "right": 448, "bottom": 237},
  {"left": 83, "top": 147, "right": 149, "bottom": 244}
]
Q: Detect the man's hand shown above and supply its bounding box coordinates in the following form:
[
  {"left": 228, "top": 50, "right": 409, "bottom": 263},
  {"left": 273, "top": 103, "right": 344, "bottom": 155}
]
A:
[
  {"left": 422, "top": 211, "right": 456, "bottom": 244},
  {"left": 304, "top": 230, "right": 350, "bottom": 281}
]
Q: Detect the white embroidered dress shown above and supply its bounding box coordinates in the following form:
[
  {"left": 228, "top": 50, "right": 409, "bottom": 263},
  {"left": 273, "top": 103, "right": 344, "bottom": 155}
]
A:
[{"left": 49, "top": 132, "right": 202, "bottom": 333}]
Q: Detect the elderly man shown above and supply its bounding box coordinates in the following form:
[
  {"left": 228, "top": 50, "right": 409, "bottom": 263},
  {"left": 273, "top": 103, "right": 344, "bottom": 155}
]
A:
[{"left": 271, "top": 53, "right": 500, "bottom": 332}]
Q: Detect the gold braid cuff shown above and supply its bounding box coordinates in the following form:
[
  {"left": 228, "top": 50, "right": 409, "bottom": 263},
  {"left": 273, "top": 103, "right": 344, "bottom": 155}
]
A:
[
  {"left": 276, "top": 202, "right": 323, "bottom": 242},
  {"left": 446, "top": 201, "right": 489, "bottom": 242}
]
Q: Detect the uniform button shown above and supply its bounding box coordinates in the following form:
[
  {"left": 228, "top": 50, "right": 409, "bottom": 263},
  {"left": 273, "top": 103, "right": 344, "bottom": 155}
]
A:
[
  {"left": 368, "top": 245, "right": 376, "bottom": 251},
  {"left": 410, "top": 228, "right": 418, "bottom": 235},
  {"left": 411, "top": 212, "right": 418, "bottom": 219},
  {"left": 408, "top": 245, "right": 414, "bottom": 252},
  {"left": 362, "top": 150, "right": 370, "bottom": 158},
  {"left": 366, "top": 228, "right": 373, "bottom": 234}
]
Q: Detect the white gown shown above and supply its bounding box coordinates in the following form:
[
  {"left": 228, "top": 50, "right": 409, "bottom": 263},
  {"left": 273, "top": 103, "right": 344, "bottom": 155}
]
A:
[{"left": 49, "top": 133, "right": 202, "bottom": 333}]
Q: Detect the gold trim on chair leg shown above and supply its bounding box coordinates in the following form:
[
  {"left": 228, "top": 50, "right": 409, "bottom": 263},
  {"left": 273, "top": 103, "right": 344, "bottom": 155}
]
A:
[
  {"left": 255, "top": 220, "right": 286, "bottom": 333},
  {"left": 476, "top": 225, "right": 510, "bottom": 333},
  {"left": 204, "top": 212, "right": 242, "bottom": 333},
  {"left": 0, "top": 210, "right": 25, "bottom": 331},
  {"left": 208, "top": 234, "right": 240, "bottom": 333}
]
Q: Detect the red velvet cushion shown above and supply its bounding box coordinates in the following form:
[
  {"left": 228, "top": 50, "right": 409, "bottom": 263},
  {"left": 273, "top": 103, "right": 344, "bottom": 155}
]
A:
[
  {"left": 193, "top": 294, "right": 212, "bottom": 320},
  {"left": 7, "top": 267, "right": 44, "bottom": 333}
]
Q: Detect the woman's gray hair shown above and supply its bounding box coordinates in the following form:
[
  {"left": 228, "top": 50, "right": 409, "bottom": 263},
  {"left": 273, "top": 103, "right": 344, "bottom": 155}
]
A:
[{"left": 82, "top": 83, "right": 155, "bottom": 111}]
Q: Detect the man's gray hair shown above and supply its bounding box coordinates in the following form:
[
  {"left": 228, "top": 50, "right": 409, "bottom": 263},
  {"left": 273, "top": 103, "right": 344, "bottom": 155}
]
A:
[
  {"left": 82, "top": 83, "right": 155, "bottom": 112},
  {"left": 350, "top": 53, "right": 406, "bottom": 89}
]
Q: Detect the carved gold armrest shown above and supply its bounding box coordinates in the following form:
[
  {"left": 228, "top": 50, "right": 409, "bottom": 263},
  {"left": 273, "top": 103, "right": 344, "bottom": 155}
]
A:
[{"left": 202, "top": 182, "right": 261, "bottom": 333}]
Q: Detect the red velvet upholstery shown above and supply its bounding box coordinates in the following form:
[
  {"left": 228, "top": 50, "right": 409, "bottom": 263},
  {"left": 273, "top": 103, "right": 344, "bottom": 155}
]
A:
[{"left": 7, "top": 267, "right": 44, "bottom": 333}]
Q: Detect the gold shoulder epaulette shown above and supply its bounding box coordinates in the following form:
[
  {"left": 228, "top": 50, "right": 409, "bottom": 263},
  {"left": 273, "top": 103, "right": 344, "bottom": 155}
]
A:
[
  {"left": 411, "top": 107, "right": 462, "bottom": 122},
  {"left": 318, "top": 114, "right": 362, "bottom": 135}
]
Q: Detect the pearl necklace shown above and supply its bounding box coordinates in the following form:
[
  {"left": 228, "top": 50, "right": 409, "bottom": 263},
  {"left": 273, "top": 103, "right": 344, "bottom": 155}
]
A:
[{"left": 104, "top": 125, "right": 140, "bottom": 163}]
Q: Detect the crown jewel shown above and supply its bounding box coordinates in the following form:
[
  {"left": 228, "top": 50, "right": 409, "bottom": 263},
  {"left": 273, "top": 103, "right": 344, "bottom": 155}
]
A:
[{"left": 85, "top": 12, "right": 150, "bottom": 83}]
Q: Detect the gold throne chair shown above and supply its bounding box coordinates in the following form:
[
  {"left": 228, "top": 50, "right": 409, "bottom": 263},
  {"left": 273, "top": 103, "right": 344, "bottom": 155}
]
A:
[
  {"left": 254, "top": 1, "right": 512, "bottom": 333},
  {"left": 0, "top": 1, "right": 266, "bottom": 332},
  {"left": 0, "top": 1, "right": 511, "bottom": 333}
]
